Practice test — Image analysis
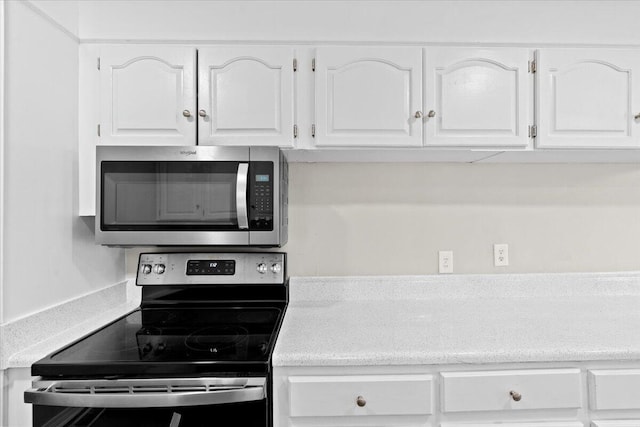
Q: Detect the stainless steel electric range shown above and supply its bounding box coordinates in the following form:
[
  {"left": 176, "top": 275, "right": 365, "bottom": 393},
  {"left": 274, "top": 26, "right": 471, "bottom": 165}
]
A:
[{"left": 25, "top": 252, "right": 287, "bottom": 427}]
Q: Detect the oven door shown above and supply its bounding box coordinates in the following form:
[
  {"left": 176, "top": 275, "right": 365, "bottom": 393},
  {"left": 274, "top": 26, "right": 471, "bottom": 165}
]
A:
[{"left": 26, "top": 377, "right": 267, "bottom": 427}]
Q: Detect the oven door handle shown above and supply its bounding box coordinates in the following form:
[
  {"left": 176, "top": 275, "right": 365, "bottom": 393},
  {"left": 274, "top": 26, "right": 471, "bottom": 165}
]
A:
[
  {"left": 24, "top": 384, "right": 265, "bottom": 408},
  {"left": 236, "top": 162, "right": 249, "bottom": 230}
]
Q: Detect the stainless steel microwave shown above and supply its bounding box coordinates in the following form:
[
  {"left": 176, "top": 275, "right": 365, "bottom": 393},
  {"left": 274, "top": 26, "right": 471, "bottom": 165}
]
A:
[{"left": 96, "top": 146, "right": 288, "bottom": 247}]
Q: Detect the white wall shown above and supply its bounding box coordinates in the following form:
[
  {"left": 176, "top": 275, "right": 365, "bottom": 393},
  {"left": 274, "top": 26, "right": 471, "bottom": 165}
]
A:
[
  {"left": 285, "top": 163, "right": 640, "bottom": 275},
  {"left": 2, "top": 0, "right": 124, "bottom": 323},
  {"left": 77, "top": 0, "right": 640, "bottom": 45},
  {"left": 24, "top": 0, "right": 78, "bottom": 39}
]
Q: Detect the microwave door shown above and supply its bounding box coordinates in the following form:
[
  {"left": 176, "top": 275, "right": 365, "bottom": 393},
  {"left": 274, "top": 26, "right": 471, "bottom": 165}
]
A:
[
  {"left": 98, "top": 160, "right": 251, "bottom": 246},
  {"left": 236, "top": 163, "right": 249, "bottom": 229}
]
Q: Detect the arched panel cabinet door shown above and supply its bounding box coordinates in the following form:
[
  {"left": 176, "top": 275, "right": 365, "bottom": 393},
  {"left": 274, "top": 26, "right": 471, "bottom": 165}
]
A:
[
  {"left": 424, "top": 47, "right": 532, "bottom": 148},
  {"left": 198, "top": 47, "right": 295, "bottom": 147},
  {"left": 314, "top": 47, "right": 423, "bottom": 147},
  {"left": 536, "top": 48, "right": 640, "bottom": 149},
  {"left": 99, "top": 45, "right": 196, "bottom": 145}
]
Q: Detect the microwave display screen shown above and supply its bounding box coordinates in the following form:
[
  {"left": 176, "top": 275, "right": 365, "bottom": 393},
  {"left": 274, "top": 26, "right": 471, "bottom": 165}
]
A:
[{"left": 256, "top": 175, "right": 270, "bottom": 182}]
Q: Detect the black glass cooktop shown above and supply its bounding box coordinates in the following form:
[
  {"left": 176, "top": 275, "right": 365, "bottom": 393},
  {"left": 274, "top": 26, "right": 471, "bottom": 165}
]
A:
[{"left": 33, "top": 306, "right": 284, "bottom": 378}]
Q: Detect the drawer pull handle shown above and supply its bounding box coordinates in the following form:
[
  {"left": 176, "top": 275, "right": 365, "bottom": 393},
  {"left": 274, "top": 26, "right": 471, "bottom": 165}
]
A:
[
  {"left": 356, "top": 396, "right": 366, "bottom": 407},
  {"left": 509, "top": 390, "right": 522, "bottom": 402}
]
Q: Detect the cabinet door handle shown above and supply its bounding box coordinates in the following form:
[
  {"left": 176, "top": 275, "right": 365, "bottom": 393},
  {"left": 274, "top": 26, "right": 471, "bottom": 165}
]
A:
[
  {"left": 182, "top": 110, "right": 192, "bottom": 117},
  {"left": 509, "top": 390, "right": 522, "bottom": 402},
  {"left": 634, "top": 113, "right": 640, "bottom": 120},
  {"left": 356, "top": 396, "right": 366, "bottom": 407},
  {"left": 414, "top": 111, "right": 423, "bottom": 119},
  {"left": 427, "top": 110, "right": 436, "bottom": 118},
  {"left": 199, "top": 109, "right": 208, "bottom": 118}
]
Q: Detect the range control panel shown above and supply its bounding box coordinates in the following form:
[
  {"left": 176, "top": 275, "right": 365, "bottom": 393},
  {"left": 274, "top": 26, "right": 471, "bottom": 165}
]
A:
[{"left": 136, "top": 253, "right": 285, "bottom": 286}]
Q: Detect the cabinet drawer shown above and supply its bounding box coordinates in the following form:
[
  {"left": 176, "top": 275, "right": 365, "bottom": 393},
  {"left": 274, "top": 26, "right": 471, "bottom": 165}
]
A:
[
  {"left": 592, "top": 422, "right": 640, "bottom": 427},
  {"left": 589, "top": 369, "right": 640, "bottom": 410},
  {"left": 441, "top": 369, "right": 582, "bottom": 413},
  {"left": 288, "top": 374, "right": 433, "bottom": 417},
  {"left": 443, "top": 423, "right": 583, "bottom": 427}
]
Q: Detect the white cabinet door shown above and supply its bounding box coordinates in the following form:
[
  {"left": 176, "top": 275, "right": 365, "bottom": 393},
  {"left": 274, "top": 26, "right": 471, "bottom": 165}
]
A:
[
  {"left": 198, "top": 47, "right": 295, "bottom": 147},
  {"left": 315, "top": 47, "right": 423, "bottom": 147},
  {"left": 536, "top": 48, "right": 640, "bottom": 148},
  {"left": 99, "top": 45, "right": 196, "bottom": 145},
  {"left": 424, "top": 47, "right": 531, "bottom": 147}
]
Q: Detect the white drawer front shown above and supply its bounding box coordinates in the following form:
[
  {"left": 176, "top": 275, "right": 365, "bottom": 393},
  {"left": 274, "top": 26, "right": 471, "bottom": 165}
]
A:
[
  {"left": 592, "top": 422, "right": 640, "bottom": 427},
  {"left": 441, "top": 369, "right": 582, "bottom": 413},
  {"left": 589, "top": 369, "right": 640, "bottom": 410},
  {"left": 443, "top": 423, "right": 583, "bottom": 427},
  {"left": 288, "top": 374, "right": 433, "bottom": 417}
]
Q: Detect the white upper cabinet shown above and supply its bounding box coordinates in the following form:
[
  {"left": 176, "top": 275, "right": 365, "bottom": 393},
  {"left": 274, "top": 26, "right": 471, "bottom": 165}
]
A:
[
  {"left": 424, "top": 47, "right": 532, "bottom": 148},
  {"left": 314, "top": 47, "right": 423, "bottom": 147},
  {"left": 98, "top": 45, "right": 197, "bottom": 145},
  {"left": 536, "top": 48, "right": 640, "bottom": 149},
  {"left": 198, "top": 47, "right": 295, "bottom": 147}
]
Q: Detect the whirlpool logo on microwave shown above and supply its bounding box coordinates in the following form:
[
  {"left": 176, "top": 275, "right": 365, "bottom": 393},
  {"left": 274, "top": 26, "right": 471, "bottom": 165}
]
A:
[{"left": 180, "top": 150, "right": 197, "bottom": 156}]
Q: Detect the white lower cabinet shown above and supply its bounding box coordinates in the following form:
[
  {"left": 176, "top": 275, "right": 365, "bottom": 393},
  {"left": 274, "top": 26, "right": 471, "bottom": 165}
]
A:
[
  {"left": 276, "top": 364, "right": 640, "bottom": 427},
  {"left": 3, "top": 368, "right": 33, "bottom": 427}
]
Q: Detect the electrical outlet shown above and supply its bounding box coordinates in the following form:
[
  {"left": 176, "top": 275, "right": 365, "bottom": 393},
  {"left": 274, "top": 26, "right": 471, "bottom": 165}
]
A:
[
  {"left": 494, "top": 243, "right": 509, "bottom": 267},
  {"left": 439, "top": 251, "right": 453, "bottom": 274}
]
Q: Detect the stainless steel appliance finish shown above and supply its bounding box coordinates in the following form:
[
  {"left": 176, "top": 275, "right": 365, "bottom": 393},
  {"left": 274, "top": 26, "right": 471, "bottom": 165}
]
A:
[
  {"left": 95, "top": 146, "right": 288, "bottom": 247},
  {"left": 137, "top": 253, "right": 285, "bottom": 286},
  {"left": 25, "top": 377, "right": 265, "bottom": 408},
  {"left": 27, "top": 252, "right": 287, "bottom": 427}
]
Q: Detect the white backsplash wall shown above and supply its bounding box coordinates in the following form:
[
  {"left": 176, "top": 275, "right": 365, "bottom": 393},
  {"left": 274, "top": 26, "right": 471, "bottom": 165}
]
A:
[
  {"left": 126, "top": 162, "right": 640, "bottom": 277},
  {"left": 2, "top": 1, "right": 125, "bottom": 323}
]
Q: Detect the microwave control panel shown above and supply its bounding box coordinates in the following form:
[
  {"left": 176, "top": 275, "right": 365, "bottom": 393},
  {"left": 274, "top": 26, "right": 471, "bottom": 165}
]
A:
[{"left": 249, "top": 162, "right": 274, "bottom": 230}]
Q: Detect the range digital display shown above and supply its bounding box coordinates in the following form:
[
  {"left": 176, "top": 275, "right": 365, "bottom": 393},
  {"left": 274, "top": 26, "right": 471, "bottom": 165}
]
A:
[{"left": 186, "top": 260, "right": 235, "bottom": 275}]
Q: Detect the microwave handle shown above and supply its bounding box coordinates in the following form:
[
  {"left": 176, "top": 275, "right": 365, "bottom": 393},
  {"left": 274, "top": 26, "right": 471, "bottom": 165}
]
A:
[{"left": 236, "top": 163, "right": 249, "bottom": 229}]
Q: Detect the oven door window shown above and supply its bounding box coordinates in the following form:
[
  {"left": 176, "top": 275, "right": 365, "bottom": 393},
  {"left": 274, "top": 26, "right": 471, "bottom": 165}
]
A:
[
  {"left": 34, "top": 400, "right": 266, "bottom": 427},
  {"left": 101, "top": 161, "right": 242, "bottom": 231}
]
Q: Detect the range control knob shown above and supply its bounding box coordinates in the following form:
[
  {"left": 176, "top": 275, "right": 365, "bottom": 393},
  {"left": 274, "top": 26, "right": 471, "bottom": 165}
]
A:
[
  {"left": 141, "top": 264, "right": 152, "bottom": 275},
  {"left": 271, "top": 263, "right": 282, "bottom": 274},
  {"left": 257, "top": 263, "right": 268, "bottom": 274},
  {"left": 153, "top": 264, "right": 166, "bottom": 274}
]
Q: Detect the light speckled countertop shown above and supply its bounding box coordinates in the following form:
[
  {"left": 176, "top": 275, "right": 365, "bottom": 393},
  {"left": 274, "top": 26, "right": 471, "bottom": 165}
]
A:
[
  {"left": 1, "top": 280, "right": 140, "bottom": 370},
  {"left": 273, "top": 272, "right": 640, "bottom": 366}
]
